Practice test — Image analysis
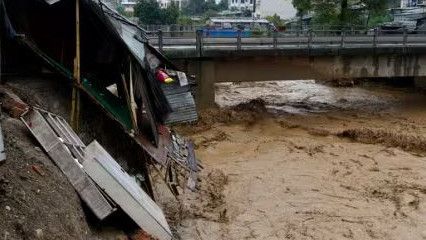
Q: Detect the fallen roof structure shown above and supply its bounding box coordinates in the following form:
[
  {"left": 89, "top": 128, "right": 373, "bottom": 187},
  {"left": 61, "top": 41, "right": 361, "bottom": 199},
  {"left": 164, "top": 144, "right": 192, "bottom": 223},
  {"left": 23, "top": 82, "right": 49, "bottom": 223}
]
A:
[
  {"left": 21, "top": 107, "right": 172, "bottom": 239},
  {"left": 1, "top": 0, "right": 200, "bottom": 196},
  {"left": 21, "top": 108, "right": 116, "bottom": 220},
  {"left": 83, "top": 140, "right": 172, "bottom": 240}
]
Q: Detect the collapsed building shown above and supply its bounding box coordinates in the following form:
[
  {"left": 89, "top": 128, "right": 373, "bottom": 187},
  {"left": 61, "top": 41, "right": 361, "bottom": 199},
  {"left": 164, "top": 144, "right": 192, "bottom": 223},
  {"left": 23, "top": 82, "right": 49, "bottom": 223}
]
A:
[{"left": 0, "top": 0, "right": 199, "bottom": 239}]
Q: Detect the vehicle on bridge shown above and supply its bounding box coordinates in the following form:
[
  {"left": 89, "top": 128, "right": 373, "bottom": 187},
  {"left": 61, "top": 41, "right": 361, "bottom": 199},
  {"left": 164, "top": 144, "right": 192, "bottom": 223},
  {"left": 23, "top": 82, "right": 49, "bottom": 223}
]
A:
[{"left": 203, "top": 18, "right": 275, "bottom": 38}]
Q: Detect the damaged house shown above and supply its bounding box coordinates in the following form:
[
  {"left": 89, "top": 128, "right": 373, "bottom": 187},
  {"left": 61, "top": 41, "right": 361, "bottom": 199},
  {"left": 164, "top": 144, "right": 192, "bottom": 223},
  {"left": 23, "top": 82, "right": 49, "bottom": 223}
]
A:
[{"left": 1, "top": 0, "right": 199, "bottom": 239}]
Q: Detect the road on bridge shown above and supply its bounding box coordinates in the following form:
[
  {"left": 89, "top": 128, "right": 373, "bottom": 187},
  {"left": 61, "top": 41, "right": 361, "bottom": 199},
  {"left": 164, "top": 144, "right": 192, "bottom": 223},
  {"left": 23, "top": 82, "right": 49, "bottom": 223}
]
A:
[{"left": 147, "top": 34, "right": 426, "bottom": 51}]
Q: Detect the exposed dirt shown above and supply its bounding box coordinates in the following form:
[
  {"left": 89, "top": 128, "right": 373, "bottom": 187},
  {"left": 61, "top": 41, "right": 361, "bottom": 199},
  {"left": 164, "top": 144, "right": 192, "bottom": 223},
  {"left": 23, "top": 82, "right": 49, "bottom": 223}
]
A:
[
  {"left": 0, "top": 77, "right": 131, "bottom": 240},
  {"left": 0, "top": 116, "right": 100, "bottom": 240},
  {"left": 174, "top": 80, "right": 426, "bottom": 240}
]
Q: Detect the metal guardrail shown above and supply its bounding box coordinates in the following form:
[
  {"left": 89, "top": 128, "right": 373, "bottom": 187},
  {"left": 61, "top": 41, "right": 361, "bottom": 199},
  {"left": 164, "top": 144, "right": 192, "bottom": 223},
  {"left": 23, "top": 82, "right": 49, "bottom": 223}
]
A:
[{"left": 145, "top": 29, "right": 426, "bottom": 55}]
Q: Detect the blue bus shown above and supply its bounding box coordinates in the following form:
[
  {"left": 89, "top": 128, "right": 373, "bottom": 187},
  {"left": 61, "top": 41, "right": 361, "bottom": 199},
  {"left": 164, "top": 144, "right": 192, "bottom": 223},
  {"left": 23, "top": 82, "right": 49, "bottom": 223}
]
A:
[{"left": 203, "top": 18, "right": 275, "bottom": 38}]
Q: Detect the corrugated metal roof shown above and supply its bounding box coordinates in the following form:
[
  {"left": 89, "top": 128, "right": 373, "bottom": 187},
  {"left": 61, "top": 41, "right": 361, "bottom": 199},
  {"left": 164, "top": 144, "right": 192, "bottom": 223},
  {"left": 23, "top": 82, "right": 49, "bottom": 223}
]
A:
[{"left": 162, "top": 84, "right": 198, "bottom": 124}]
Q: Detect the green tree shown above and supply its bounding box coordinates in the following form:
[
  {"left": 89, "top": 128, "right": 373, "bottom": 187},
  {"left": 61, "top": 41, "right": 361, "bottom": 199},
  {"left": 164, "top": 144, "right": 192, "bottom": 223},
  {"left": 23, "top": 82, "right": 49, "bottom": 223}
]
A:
[
  {"left": 161, "top": 1, "right": 180, "bottom": 24},
  {"left": 362, "top": 0, "right": 389, "bottom": 27},
  {"left": 266, "top": 14, "right": 285, "bottom": 27},
  {"left": 183, "top": 0, "right": 227, "bottom": 17},
  {"left": 177, "top": 15, "right": 193, "bottom": 25},
  {"left": 218, "top": 0, "right": 229, "bottom": 11},
  {"left": 135, "top": 0, "right": 180, "bottom": 25},
  {"left": 291, "top": 0, "right": 389, "bottom": 28},
  {"left": 134, "top": 0, "right": 163, "bottom": 25},
  {"left": 311, "top": 0, "right": 339, "bottom": 26},
  {"left": 205, "top": 0, "right": 220, "bottom": 11},
  {"left": 292, "top": 0, "right": 312, "bottom": 29},
  {"left": 292, "top": 0, "right": 312, "bottom": 16},
  {"left": 183, "top": 0, "right": 206, "bottom": 15}
]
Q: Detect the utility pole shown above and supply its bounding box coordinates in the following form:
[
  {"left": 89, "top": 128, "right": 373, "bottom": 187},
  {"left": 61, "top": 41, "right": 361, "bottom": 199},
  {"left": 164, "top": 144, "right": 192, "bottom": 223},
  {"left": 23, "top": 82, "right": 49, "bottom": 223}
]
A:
[{"left": 71, "top": 0, "right": 81, "bottom": 130}]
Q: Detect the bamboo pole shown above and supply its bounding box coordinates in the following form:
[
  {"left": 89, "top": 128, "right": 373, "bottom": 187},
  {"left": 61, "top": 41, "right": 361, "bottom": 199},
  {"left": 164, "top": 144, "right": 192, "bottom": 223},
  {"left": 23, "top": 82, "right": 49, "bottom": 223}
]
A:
[
  {"left": 71, "top": 0, "right": 81, "bottom": 130},
  {"left": 129, "top": 61, "right": 138, "bottom": 131}
]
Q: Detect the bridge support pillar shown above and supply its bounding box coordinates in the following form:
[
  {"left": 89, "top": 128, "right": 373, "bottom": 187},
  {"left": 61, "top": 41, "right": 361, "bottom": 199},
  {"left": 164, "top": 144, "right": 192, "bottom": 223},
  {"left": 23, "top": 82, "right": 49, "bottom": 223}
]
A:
[{"left": 196, "top": 61, "right": 216, "bottom": 109}]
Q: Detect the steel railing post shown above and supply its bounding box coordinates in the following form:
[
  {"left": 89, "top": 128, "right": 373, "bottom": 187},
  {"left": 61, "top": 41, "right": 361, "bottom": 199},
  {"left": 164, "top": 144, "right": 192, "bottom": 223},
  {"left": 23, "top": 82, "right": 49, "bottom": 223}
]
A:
[
  {"left": 196, "top": 29, "right": 203, "bottom": 57},
  {"left": 237, "top": 29, "right": 242, "bottom": 51},
  {"left": 403, "top": 27, "right": 408, "bottom": 48},
  {"left": 373, "top": 28, "right": 378, "bottom": 48},
  {"left": 308, "top": 29, "right": 313, "bottom": 50},
  {"left": 273, "top": 31, "right": 278, "bottom": 49},
  {"left": 340, "top": 30, "right": 345, "bottom": 48},
  {"left": 158, "top": 30, "right": 163, "bottom": 53}
]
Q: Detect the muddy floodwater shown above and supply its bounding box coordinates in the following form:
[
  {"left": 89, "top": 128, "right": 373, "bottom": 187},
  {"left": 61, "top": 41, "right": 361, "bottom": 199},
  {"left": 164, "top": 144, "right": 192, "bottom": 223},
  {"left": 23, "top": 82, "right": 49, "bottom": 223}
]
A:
[{"left": 173, "top": 80, "right": 426, "bottom": 240}]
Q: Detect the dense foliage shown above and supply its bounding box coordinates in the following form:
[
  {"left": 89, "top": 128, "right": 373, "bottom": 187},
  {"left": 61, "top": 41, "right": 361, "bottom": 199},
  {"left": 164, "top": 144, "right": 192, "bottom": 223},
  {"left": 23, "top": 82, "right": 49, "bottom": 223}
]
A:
[
  {"left": 134, "top": 0, "right": 180, "bottom": 25},
  {"left": 292, "top": 0, "right": 394, "bottom": 28},
  {"left": 182, "top": 0, "right": 228, "bottom": 16},
  {"left": 266, "top": 14, "right": 286, "bottom": 27},
  {"left": 134, "top": 0, "right": 229, "bottom": 25}
]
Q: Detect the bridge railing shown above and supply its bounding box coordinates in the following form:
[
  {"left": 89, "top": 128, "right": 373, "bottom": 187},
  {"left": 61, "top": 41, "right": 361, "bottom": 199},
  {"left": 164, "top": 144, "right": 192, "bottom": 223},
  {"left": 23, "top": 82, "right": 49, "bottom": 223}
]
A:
[{"left": 145, "top": 29, "right": 426, "bottom": 54}]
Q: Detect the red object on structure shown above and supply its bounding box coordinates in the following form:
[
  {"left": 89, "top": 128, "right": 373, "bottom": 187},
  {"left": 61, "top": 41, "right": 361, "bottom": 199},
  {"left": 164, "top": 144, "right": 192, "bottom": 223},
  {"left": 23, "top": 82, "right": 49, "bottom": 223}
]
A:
[{"left": 155, "top": 69, "right": 174, "bottom": 84}]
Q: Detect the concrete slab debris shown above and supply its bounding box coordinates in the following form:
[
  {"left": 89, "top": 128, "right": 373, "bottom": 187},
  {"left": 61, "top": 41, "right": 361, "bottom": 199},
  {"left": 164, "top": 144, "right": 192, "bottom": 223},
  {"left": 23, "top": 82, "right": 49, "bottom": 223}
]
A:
[
  {"left": 83, "top": 141, "right": 172, "bottom": 240},
  {"left": 21, "top": 108, "right": 115, "bottom": 220}
]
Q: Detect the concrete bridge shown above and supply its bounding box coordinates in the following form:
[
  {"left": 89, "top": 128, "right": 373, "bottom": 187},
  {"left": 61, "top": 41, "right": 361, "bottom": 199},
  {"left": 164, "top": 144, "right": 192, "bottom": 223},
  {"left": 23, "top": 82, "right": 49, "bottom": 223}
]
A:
[{"left": 147, "top": 30, "right": 426, "bottom": 108}]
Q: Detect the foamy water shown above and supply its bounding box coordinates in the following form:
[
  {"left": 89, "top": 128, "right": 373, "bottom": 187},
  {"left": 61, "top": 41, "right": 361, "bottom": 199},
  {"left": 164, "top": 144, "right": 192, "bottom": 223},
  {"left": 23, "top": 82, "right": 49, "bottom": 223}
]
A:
[{"left": 215, "top": 80, "right": 421, "bottom": 114}]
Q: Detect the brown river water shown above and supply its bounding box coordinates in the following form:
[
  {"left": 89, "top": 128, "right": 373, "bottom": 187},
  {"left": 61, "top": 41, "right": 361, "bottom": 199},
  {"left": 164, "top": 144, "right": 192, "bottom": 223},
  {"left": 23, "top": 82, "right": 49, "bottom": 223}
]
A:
[{"left": 161, "top": 80, "right": 426, "bottom": 240}]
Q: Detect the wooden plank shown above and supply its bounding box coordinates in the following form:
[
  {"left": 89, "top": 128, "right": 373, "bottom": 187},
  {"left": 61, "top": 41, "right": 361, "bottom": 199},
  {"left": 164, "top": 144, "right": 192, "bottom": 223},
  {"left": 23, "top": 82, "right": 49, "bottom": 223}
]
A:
[
  {"left": 0, "top": 123, "right": 5, "bottom": 163},
  {"left": 186, "top": 141, "right": 197, "bottom": 191},
  {"left": 21, "top": 109, "right": 115, "bottom": 220},
  {"left": 83, "top": 141, "right": 172, "bottom": 240}
]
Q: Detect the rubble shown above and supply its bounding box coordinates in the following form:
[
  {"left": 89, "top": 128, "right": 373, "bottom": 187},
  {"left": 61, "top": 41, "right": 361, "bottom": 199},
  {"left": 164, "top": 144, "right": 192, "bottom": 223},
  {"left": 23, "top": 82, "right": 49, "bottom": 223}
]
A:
[
  {"left": 1, "top": 0, "right": 202, "bottom": 238},
  {"left": 0, "top": 88, "right": 28, "bottom": 119}
]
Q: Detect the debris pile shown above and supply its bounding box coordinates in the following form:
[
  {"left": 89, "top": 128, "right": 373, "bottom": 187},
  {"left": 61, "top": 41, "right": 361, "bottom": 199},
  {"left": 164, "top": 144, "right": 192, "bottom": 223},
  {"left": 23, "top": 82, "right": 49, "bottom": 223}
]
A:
[{"left": 0, "top": 0, "right": 201, "bottom": 238}]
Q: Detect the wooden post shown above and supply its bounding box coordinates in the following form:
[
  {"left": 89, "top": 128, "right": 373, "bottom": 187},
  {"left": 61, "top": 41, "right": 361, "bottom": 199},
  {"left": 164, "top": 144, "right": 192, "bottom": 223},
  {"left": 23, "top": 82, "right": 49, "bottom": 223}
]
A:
[
  {"left": 71, "top": 0, "right": 81, "bottom": 131},
  {"left": 129, "top": 61, "right": 138, "bottom": 132}
]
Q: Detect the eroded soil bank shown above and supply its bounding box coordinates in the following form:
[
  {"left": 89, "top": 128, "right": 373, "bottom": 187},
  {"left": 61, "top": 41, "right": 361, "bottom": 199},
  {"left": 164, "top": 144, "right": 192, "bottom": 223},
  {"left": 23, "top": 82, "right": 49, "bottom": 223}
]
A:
[{"left": 174, "top": 80, "right": 426, "bottom": 240}]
